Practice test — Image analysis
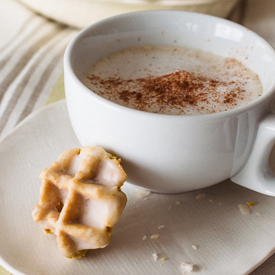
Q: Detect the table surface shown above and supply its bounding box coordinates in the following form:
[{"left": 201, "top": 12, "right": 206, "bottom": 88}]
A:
[{"left": 0, "top": 0, "right": 275, "bottom": 274}]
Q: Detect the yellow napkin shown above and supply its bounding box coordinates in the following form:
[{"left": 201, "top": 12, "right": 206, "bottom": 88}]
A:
[
  {"left": 46, "top": 72, "right": 65, "bottom": 105},
  {"left": 0, "top": 266, "right": 11, "bottom": 275}
]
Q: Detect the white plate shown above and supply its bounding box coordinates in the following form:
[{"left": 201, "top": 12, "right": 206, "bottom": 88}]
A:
[
  {"left": 0, "top": 100, "right": 275, "bottom": 275},
  {"left": 17, "top": 0, "right": 239, "bottom": 29}
]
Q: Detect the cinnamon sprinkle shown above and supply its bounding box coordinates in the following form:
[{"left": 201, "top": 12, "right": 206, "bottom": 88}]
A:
[{"left": 87, "top": 70, "right": 246, "bottom": 114}]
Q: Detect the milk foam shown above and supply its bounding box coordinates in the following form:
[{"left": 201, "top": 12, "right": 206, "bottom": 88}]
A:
[{"left": 82, "top": 45, "right": 262, "bottom": 115}]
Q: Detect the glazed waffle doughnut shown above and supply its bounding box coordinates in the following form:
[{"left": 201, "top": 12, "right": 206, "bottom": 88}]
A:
[{"left": 32, "top": 146, "right": 127, "bottom": 258}]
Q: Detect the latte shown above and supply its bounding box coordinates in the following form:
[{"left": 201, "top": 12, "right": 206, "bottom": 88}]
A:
[{"left": 82, "top": 45, "right": 262, "bottom": 115}]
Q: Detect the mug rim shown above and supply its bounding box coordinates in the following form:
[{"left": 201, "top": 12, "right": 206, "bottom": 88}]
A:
[{"left": 64, "top": 10, "right": 275, "bottom": 121}]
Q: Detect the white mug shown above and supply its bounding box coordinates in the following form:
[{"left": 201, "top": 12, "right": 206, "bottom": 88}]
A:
[{"left": 64, "top": 11, "right": 275, "bottom": 194}]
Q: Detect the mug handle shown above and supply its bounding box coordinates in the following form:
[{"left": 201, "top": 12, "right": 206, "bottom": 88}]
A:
[{"left": 231, "top": 114, "right": 275, "bottom": 196}]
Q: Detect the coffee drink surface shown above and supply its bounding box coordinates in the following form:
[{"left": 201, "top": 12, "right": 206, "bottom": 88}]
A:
[{"left": 82, "top": 45, "right": 262, "bottom": 115}]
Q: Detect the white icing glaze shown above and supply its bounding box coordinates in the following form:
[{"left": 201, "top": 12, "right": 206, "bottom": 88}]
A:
[{"left": 32, "top": 146, "right": 127, "bottom": 258}]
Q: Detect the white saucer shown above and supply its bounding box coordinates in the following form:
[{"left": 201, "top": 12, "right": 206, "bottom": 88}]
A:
[{"left": 0, "top": 100, "right": 274, "bottom": 275}]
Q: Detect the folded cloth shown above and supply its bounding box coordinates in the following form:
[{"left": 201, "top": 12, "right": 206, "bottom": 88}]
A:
[{"left": 0, "top": 0, "right": 77, "bottom": 139}]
